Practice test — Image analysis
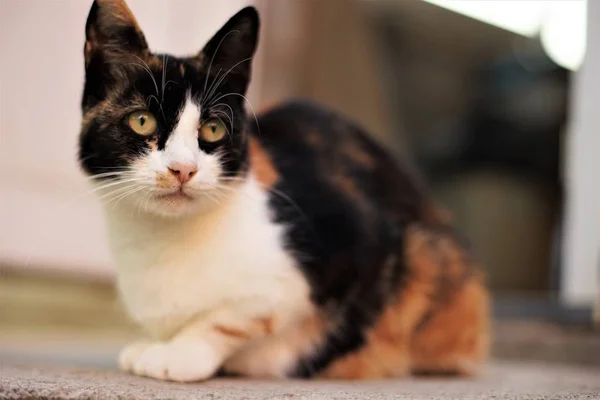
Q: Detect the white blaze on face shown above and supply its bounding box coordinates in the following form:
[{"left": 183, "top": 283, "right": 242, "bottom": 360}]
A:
[
  {"left": 163, "top": 96, "right": 201, "bottom": 168},
  {"left": 151, "top": 95, "right": 223, "bottom": 191}
]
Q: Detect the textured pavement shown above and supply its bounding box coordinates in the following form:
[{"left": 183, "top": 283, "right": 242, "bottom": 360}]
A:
[{"left": 1, "top": 361, "right": 599, "bottom": 400}]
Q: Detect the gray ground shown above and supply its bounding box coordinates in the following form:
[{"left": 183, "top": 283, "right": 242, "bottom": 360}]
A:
[
  {"left": 1, "top": 320, "right": 599, "bottom": 399},
  {"left": 1, "top": 361, "right": 599, "bottom": 400}
]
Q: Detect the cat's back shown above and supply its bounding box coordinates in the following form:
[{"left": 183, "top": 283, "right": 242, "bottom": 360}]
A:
[{"left": 250, "top": 100, "right": 432, "bottom": 227}]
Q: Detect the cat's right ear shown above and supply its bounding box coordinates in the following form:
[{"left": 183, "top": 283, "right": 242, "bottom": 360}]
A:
[
  {"left": 197, "top": 7, "right": 260, "bottom": 95},
  {"left": 84, "top": 0, "right": 148, "bottom": 68}
]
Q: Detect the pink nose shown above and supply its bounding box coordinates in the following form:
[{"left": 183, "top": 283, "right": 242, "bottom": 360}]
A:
[{"left": 167, "top": 162, "right": 198, "bottom": 185}]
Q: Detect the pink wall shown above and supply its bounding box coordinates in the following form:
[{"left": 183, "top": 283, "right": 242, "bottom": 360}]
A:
[{"left": 0, "top": 0, "right": 258, "bottom": 278}]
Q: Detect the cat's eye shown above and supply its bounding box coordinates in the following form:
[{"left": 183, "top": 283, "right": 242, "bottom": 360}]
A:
[
  {"left": 127, "top": 111, "right": 157, "bottom": 136},
  {"left": 199, "top": 119, "right": 227, "bottom": 143}
]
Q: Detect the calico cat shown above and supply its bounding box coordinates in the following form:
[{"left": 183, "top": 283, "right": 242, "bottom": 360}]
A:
[{"left": 79, "top": 0, "right": 490, "bottom": 382}]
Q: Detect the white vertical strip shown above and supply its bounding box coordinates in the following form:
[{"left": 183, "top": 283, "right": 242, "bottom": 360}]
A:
[{"left": 561, "top": 0, "right": 600, "bottom": 307}]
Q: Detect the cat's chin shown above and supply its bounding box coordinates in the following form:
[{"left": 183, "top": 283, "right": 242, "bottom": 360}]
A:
[
  {"left": 144, "top": 193, "right": 219, "bottom": 218},
  {"left": 103, "top": 190, "right": 221, "bottom": 219}
]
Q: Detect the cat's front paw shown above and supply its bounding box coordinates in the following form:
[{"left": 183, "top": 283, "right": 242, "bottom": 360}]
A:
[
  {"left": 118, "top": 340, "right": 153, "bottom": 372},
  {"left": 132, "top": 340, "right": 221, "bottom": 382}
]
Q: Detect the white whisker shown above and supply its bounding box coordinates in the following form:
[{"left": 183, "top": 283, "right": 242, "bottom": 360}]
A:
[
  {"left": 126, "top": 55, "right": 159, "bottom": 97},
  {"left": 97, "top": 182, "right": 143, "bottom": 201},
  {"left": 161, "top": 54, "right": 168, "bottom": 101},
  {"left": 208, "top": 92, "right": 261, "bottom": 139},
  {"left": 202, "top": 29, "right": 241, "bottom": 103},
  {"left": 111, "top": 185, "right": 147, "bottom": 209},
  {"left": 204, "top": 57, "right": 253, "bottom": 105},
  {"left": 219, "top": 176, "right": 306, "bottom": 220},
  {"left": 64, "top": 177, "right": 140, "bottom": 206}
]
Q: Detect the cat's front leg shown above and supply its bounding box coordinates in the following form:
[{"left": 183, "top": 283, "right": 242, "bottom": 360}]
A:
[
  {"left": 129, "top": 307, "right": 272, "bottom": 382},
  {"left": 118, "top": 339, "right": 153, "bottom": 373},
  {"left": 131, "top": 339, "right": 222, "bottom": 382}
]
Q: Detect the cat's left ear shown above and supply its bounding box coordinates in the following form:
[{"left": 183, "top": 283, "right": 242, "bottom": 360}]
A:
[
  {"left": 84, "top": 0, "right": 149, "bottom": 67},
  {"left": 198, "top": 7, "right": 260, "bottom": 94}
]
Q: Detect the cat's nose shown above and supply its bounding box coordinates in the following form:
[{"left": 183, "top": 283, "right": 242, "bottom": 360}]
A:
[{"left": 167, "top": 162, "right": 198, "bottom": 185}]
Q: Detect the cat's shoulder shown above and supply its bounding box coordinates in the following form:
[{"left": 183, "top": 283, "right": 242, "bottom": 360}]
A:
[
  {"left": 253, "top": 99, "right": 360, "bottom": 139},
  {"left": 257, "top": 99, "right": 338, "bottom": 121}
]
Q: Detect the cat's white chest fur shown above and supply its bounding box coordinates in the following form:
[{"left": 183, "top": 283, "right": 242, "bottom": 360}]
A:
[{"left": 105, "top": 177, "right": 311, "bottom": 340}]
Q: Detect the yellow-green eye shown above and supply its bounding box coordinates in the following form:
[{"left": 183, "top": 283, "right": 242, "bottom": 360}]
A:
[
  {"left": 199, "top": 119, "right": 227, "bottom": 142},
  {"left": 127, "top": 111, "right": 157, "bottom": 136}
]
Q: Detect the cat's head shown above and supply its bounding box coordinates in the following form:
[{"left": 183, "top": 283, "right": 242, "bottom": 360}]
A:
[{"left": 78, "top": 0, "right": 259, "bottom": 217}]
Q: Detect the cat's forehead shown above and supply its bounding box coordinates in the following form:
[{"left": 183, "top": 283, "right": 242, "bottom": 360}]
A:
[
  {"left": 127, "top": 53, "right": 202, "bottom": 93},
  {"left": 106, "top": 52, "right": 207, "bottom": 118}
]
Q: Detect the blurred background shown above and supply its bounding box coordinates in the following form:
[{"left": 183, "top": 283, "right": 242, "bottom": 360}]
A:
[{"left": 1, "top": 0, "right": 598, "bottom": 368}]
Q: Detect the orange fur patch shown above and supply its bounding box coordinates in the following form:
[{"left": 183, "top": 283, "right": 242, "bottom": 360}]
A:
[
  {"left": 249, "top": 138, "right": 279, "bottom": 188},
  {"left": 343, "top": 140, "right": 375, "bottom": 169},
  {"left": 422, "top": 202, "right": 453, "bottom": 226},
  {"left": 331, "top": 175, "right": 360, "bottom": 199},
  {"left": 306, "top": 131, "right": 324, "bottom": 147},
  {"left": 146, "top": 55, "right": 163, "bottom": 69},
  {"left": 97, "top": 0, "right": 143, "bottom": 31},
  {"left": 155, "top": 172, "right": 176, "bottom": 189},
  {"left": 321, "top": 225, "right": 489, "bottom": 379},
  {"left": 148, "top": 138, "right": 158, "bottom": 152},
  {"left": 214, "top": 325, "right": 252, "bottom": 340},
  {"left": 255, "top": 317, "right": 274, "bottom": 335},
  {"left": 410, "top": 275, "right": 489, "bottom": 376},
  {"left": 223, "top": 311, "right": 330, "bottom": 378}
]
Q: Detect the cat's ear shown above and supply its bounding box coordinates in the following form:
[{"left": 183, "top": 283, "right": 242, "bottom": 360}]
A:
[
  {"left": 198, "top": 7, "right": 260, "bottom": 93},
  {"left": 84, "top": 0, "right": 148, "bottom": 66}
]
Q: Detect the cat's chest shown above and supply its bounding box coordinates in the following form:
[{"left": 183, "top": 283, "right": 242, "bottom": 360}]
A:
[
  {"left": 117, "top": 244, "right": 281, "bottom": 338},
  {"left": 107, "top": 183, "right": 307, "bottom": 339}
]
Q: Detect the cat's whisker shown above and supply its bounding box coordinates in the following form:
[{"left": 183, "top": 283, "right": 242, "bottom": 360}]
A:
[
  {"left": 63, "top": 177, "right": 141, "bottom": 206},
  {"left": 200, "top": 180, "right": 263, "bottom": 205},
  {"left": 203, "top": 191, "right": 221, "bottom": 206},
  {"left": 212, "top": 109, "right": 234, "bottom": 127},
  {"left": 143, "top": 189, "right": 155, "bottom": 214},
  {"left": 212, "top": 103, "right": 235, "bottom": 124},
  {"left": 212, "top": 105, "right": 235, "bottom": 135},
  {"left": 83, "top": 171, "right": 129, "bottom": 181},
  {"left": 101, "top": 187, "right": 140, "bottom": 207},
  {"left": 219, "top": 176, "right": 307, "bottom": 220},
  {"left": 147, "top": 94, "right": 167, "bottom": 122},
  {"left": 81, "top": 164, "right": 131, "bottom": 171},
  {"left": 92, "top": 178, "right": 145, "bottom": 196},
  {"left": 202, "top": 29, "right": 240, "bottom": 103},
  {"left": 97, "top": 181, "right": 145, "bottom": 202},
  {"left": 208, "top": 92, "right": 261, "bottom": 139},
  {"left": 101, "top": 182, "right": 148, "bottom": 208},
  {"left": 213, "top": 114, "right": 234, "bottom": 145},
  {"left": 202, "top": 68, "right": 222, "bottom": 106},
  {"left": 126, "top": 56, "right": 159, "bottom": 97},
  {"left": 204, "top": 56, "right": 253, "bottom": 105},
  {"left": 111, "top": 185, "right": 148, "bottom": 209},
  {"left": 161, "top": 54, "right": 168, "bottom": 101}
]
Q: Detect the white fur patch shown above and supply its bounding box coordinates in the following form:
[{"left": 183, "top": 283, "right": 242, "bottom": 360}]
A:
[
  {"left": 162, "top": 96, "right": 202, "bottom": 168},
  {"left": 104, "top": 176, "right": 314, "bottom": 378},
  {"left": 93, "top": 94, "right": 316, "bottom": 379}
]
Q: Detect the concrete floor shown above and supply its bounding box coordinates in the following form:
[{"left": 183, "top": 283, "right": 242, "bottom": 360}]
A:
[
  {"left": 1, "top": 322, "right": 600, "bottom": 399},
  {"left": 3, "top": 271, "right": 599, "bottom": 398},
  {"left": 1, "top": 361, "right": 599, "bottom": 400}
]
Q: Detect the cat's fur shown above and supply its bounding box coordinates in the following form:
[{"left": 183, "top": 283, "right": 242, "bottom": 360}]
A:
[{"left": 79, "top": 0, "right": 490, "bottom": 382}]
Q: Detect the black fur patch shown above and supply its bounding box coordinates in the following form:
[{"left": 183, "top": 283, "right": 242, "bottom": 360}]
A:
[{"left": 247, "top": 102, "right": 431, "bottom": 376}]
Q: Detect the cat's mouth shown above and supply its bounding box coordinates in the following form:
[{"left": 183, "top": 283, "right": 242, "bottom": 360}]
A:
[{"left": 155, "top": 188, "right": 195, "bottom": 202}]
